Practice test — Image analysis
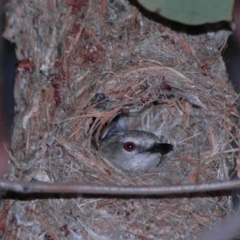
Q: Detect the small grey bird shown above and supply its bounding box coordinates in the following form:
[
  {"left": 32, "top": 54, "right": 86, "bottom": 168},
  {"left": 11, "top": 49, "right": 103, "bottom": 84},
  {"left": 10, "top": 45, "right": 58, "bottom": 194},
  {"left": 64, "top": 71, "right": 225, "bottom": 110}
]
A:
[
  {"left": 100, "top": 108, "right": 173, "bottom": 171},
  {"left": 100, "top": 130, "right": 173, "bottom": 171}
]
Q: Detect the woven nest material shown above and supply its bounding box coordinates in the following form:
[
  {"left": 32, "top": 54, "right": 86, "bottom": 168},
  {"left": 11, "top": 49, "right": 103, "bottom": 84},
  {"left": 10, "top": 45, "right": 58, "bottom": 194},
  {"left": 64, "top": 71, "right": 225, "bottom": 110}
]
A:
[{"left": 2, "top": 0, "right": 239, "bottom": 239}]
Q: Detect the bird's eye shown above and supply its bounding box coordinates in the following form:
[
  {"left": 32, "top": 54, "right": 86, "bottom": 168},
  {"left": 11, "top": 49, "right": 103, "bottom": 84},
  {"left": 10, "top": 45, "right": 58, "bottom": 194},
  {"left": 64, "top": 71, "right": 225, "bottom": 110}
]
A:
[{"left": 123, "top": 142, "right": 136, "bottom": 152}]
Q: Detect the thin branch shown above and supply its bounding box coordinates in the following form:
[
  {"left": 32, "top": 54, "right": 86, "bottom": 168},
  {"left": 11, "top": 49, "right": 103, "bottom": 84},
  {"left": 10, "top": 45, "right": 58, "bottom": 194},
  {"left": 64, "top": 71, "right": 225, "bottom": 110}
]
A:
[{"left": 0, "top": 179, "right": 239, "bottom": 197}]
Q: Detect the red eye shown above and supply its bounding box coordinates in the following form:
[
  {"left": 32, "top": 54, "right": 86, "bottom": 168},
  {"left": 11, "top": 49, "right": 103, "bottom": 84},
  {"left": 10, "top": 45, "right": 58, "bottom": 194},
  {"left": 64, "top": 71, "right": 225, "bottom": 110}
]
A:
[{"left": 123, "top": 142, "right": 136, "bottom": 152}]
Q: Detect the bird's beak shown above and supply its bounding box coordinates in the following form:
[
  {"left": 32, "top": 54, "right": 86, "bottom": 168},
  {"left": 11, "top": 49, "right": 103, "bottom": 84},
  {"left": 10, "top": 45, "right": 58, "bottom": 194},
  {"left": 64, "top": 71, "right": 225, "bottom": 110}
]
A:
[{"left": 147, "top": 143, "right": 173, "bottom": 155}]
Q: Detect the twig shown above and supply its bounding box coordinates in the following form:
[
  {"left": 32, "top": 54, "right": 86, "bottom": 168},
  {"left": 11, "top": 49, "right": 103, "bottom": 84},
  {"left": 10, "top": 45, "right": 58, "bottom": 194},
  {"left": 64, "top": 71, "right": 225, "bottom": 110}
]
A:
[{"left": 0, "top": 179, "right": 239, "bottom": 197}]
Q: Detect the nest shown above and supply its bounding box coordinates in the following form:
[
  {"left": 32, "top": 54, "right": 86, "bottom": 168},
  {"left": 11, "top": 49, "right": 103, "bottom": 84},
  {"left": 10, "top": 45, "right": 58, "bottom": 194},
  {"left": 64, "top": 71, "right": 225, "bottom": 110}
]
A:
[{"left": 2, "top": 0, "right": 239, "bottom": 239}]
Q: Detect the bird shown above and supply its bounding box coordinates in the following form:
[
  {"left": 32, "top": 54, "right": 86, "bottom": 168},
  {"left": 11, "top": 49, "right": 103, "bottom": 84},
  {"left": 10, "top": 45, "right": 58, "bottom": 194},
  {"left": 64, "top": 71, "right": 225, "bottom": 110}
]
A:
[{"left": 99, "top": 106, "right": 173, "bottom": 171}]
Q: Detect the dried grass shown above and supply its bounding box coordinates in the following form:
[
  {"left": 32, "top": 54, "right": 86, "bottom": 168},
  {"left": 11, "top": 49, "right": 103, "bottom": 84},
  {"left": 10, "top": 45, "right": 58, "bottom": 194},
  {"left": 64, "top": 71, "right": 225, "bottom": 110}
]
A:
[{"left": 1, "top": 0, "right": 239, "bottom": 239}]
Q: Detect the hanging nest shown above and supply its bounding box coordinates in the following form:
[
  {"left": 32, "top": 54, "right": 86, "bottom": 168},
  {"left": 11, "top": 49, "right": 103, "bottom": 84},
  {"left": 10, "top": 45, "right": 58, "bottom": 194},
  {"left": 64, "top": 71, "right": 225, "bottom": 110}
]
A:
[{"left": 2, "top": 0, "right": 239, "bottom": 239}]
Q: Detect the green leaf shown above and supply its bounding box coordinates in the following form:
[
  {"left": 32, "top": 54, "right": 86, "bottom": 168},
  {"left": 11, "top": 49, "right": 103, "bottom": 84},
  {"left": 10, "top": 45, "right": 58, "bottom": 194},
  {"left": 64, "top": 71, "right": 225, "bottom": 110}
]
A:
[{"left": 138, "top": 0, "right": 235, "bottom": 25}]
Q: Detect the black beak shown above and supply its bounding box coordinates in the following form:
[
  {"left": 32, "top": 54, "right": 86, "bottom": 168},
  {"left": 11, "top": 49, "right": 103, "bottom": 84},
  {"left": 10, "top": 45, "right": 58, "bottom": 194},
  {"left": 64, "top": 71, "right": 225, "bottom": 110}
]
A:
[{"left": 147, "top": 143, "right": 173, "bottom": 155}]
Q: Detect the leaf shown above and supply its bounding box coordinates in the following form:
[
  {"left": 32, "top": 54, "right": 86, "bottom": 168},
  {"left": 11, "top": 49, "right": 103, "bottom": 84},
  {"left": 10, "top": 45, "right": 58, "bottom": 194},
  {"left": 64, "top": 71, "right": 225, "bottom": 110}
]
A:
[{"left": 138, "top": 0, "right": 235, "bottom": 25}]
